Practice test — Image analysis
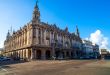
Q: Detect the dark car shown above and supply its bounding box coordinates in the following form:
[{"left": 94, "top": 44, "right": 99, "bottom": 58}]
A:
[{"left": 0, "top": 57, "right": 11, "bottom": 61}]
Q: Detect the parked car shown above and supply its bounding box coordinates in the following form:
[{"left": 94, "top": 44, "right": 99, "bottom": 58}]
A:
[
  {"left": 0, "top": 57, "right": 4, "bottom": 61},
  {"left": 13, "top": 57, "right": 21, "bottom": 61},
  {"left": 0, "top": 57, "right": 11, "bottom": 61},
  {"left": 57, "top": 56, "right": 64, "bottom": 60}
]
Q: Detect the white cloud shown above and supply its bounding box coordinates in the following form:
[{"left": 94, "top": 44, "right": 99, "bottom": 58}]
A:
[{"left": 86, "top": 30, "right": 109, "bottom": 50}]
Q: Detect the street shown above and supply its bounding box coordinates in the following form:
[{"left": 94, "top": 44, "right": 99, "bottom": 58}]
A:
[{"left": 0, "top": 60, "right": 110, "bottom": 75}]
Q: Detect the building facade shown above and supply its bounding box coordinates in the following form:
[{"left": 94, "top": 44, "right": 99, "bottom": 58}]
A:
[
  {"left": 82, "top": 40, "right": 100, "bottom": 59},
  {"left": 93, "top": 44, "right": 100, "bottom": 58},
  {"left": 101, "top": 49, "right": 109, "bottom": 59},
  {"left": 3, "top": 2, "right": 82, "bottom": 60},
  {"left": 82, "top": 40, "right": 93, "bottom": 58}
]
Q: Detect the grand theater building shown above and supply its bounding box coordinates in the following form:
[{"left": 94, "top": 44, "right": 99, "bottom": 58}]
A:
[{"left": 3, "top": 2, "right": 82, "bottom": 60}]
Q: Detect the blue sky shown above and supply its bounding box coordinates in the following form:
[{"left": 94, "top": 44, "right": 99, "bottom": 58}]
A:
[{"left": 0, "top": 0, "right": 110, "bottom": 49}]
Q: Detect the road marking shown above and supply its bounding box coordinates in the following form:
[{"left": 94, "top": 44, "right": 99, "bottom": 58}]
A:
[
  {"left": 0, "top": 66, "right": 16, "bottom": 75},
  {"left": 0, "top": 67, "right": 9, "bottom": 74}
]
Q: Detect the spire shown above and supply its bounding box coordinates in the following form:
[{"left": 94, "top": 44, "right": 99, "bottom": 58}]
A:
[
  {"left": 6, "top": 30, "right": 11, "bottom": 40},
  {"left": 13, "top": 30, "right": 15, "bottom": 34},
  {"left": 7, "top": 30, "right": 10, "bottom": 35},
  {"left": 35, "top": 0, "right": 39, "bottom": 10},
  {"left": 32, "top": 0, "right": 40, "bottom": 23},
  {"left": 65, "top": 26, "right": 68, "bottom": 32},
  {"left": 76, "top": 25, "right": 80, "bottom": 37}
]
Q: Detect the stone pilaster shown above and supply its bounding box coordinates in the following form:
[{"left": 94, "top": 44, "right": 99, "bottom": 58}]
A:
[
  {"left": 36, "top": 28, "right": 38, "bottom": 44},
  {"left": 44, "top": 30, "right": 46, "bottom": 45},
  {"left": 31, "top": 48, "right": 33, "bottom": 59}
]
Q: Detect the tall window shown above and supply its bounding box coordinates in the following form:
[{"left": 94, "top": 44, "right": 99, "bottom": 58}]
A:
[
  {"left": 46, "top": 30, "right": 50, "bottom": 40},
  {"left": 42, "top": 30, "right": 44, "bottom": 43},
  {"left": 38, "top": 28, "right": 41, "bottom": 44},
  {"left": 33, "top": 28, "right": 36, "bottom": 38}
]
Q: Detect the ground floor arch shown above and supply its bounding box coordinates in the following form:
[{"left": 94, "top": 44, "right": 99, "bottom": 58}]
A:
[
  {"left": 36, "top": 50, "right": 42, "bottom": 59},
  {"left": 45, "top": 50, "right": 51, "bottom": 59}
]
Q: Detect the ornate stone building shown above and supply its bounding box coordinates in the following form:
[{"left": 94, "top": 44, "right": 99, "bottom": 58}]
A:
[{"left": 3, "top": 2, "right": 82, "bottom": 60}]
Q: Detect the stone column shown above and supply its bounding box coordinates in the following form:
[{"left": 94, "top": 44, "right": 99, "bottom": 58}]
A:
[
  {"left": 25, "top": 49, "right": 28, "bottom": 59},
  {"left": 20, "top": 50, "right": 22, "bottom": 59},
  {"left": 24, "top": 49, "right": 26, "bottom": 59},
  {"left": 31, "top": 48, "right": 35, "bottom": 60},
  {"left": 18, "top": 50, "right": 20, "bottom": 58},
  {"left": 28, "top": 49, "right": 31, "bottom": 59},
  {"left": 21, "top": 50, "right": 23, "bottom": 59},
  {"left": 69, "top": 51, "right": 71, "bottom": 59},
  {"left": 52, "top": 44, "right": 55, "bottom": 59},
  {"left": 23, "top": 49, "right": 24, "bottom": 59},
  {"left": 44, "top": 30, "right": 46, "bottom": 45},
  {"left": 64, "top": 51, "right": 66, "bottom": 59}
]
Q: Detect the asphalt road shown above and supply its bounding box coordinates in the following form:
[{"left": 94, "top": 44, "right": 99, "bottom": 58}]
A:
[{"left": 0, "top": 60, "right": 110, "bottom": 75}]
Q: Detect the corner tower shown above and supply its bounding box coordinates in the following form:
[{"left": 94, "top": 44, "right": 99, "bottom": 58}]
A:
[
  {"left": 6, "top": 30, "right": 11, "bottom": 40},
  {"left": 32, "top": 0, "right": 40, "bottom": 23},
  {"left": 76, "top": 25, "right": 80, "bottom": 37}
]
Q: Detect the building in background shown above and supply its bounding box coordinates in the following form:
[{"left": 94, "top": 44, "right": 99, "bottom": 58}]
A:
[
  {"left": 82, "top": 40, "right": 94, "bottom": 59},
  {"left": 93, "top": 44, "right": 100, "bottom": 59},
  {"left": 101, "top": 49, "right": 109, "bottom": 59},
  {"left": 2, "top": 2, "right": 82, "bottom": 60},
  {"left": 101, "top": 49, "right": 108, "bottom": 55},
  {"left": 82, "top": 40, "right": 100, "bottom": 59}
]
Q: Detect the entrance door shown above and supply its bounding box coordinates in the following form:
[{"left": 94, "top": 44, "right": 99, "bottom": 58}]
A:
[
  {"left": 36, "top": 50, "right": 41, "bottom": 59},
  {"left": 46, "top": 50, "right": 51, "bottom": 59}
]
